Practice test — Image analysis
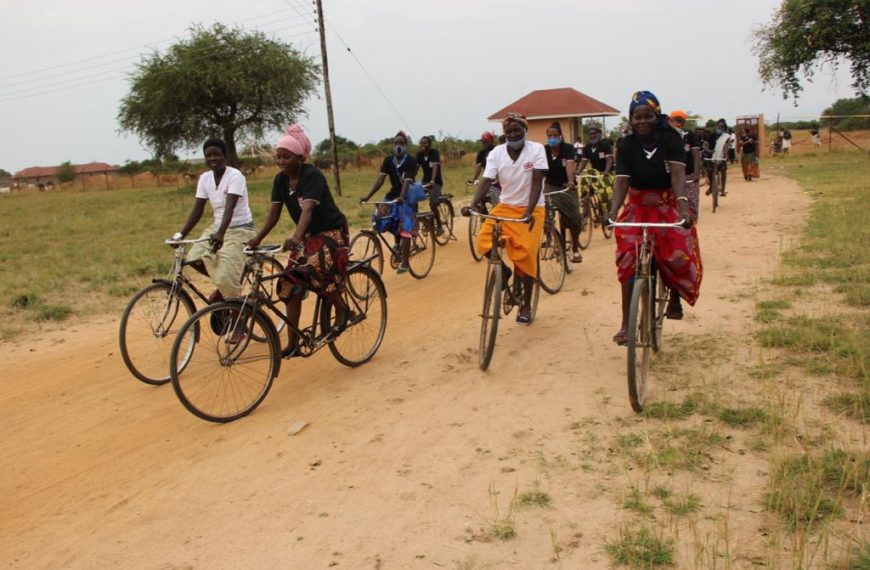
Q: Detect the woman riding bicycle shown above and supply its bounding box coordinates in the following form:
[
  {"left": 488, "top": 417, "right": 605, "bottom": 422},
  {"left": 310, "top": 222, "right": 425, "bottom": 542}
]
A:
[
  {"left": 544, "top": 121, "right": 584, "bottom": 264},
  {"left": 360, "top": 131, "right": 420, "bottom": 274},
  {"left": 247, "top": 124, "right": 350, "bottom": 358},
  {"left": 416, "top": 135, "right": 446, "bottom": 235},
  {"left": 469, "top": 113, "right": 546, "bottom": 325},
  {"left": 669, "top": 109, "right": 702, "bottom": 221},
  {"left": 469, "top": 131, "right": 501, "bottom": 208},
  {"left": 608, "top": 91, "right": 703, "bottom": 345},
  {"left": 577, "top": 124, "right": 614, "bottom": 206},
  {"left": 173, "top": 138, "right": 256, "bottom": 303}
]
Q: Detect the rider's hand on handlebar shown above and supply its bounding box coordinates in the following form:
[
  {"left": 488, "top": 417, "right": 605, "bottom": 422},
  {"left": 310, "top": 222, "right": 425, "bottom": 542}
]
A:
[
  {"left": 209, "top": 232, "right": 225, "bottom": 252},
  {"left": 677, "top": 203, "right": 694, "bottom": 229},
  {"left": 283, "top": 236, "right": 301, "bottom": 252},
  {"left": 525, "top": 211, "right": 536, "bottom": 231}
]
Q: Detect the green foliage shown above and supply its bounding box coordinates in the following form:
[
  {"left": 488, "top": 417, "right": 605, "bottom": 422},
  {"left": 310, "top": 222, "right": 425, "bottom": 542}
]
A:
[
  {"left": 118, "top": 23, "right": 319, "bottom": 165},
  {"left": 0, "top": 168, "right": 11, "bottom": 177},
  {"left": 718, "top": 406, "right": 767, "bottom": 427},
  {"left": 515, "top": 489, "right": 552, "bottom": 509},
  {"left": 823, "top": 96, "right": 870, "bottom": 131},
  {"left": 753, "top": 0, "right": 870, "bottom": 100},
  {"left": 56, "top": 161, "right": 76, "bottom": 183},
  {"left": 846, "top": 543, "right": 870, "bottom": 569},
  {"left": 642, "top": 395, "right": 698, "bottom": 419},
  {"left": 826, "top": 391, "right": 870, "bottom": 422},
  {"left": 606, "top": 526, "right": 675, "bottom": 567}
]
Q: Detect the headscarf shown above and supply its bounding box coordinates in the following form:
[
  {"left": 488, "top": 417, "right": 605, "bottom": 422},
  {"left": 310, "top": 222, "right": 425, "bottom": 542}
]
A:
[
  {"left": 276, "top": 124, "right": 312, "bottom": 161},
  {"left": 629, "top": 91, "right": 671, "bottom": 130},
  {"left": 480, "top": 131, "right": 496, "bottom": 143},
  {"left": 394, "top": 130, "right": 408, "bottom": 143},
  {"left": 502, "top": 112, "right": 528, "bottom": 131},
  {"left": 548, "top": 121, "right": 563, "bottom": 134}
]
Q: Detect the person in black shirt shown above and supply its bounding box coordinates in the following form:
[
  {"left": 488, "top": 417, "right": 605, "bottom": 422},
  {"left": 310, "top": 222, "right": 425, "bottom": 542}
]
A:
[
  {"left": 361, "top": 131, "right": 420, "bottom": 273},
  {"left": 469, "top": 131, "right": 501, "bottom": 207},
  {"left": 578, "top": 125, "right": 613, "bottom": 176},
  {"left": 416, "top": 135, "right": 445, "bottom": 234},
  {"left": 669, "top": 109, "right": 702, "bottom": 220},
  {"left": 738, "top": 130, "right": 758, "bottom": 181},
  {"left": 608, "top": 91, "right": 703, "bottom": 345},
  {"left": 544, "top": 122, "right": 583, "bottom": 263},
  {"left": 248, "top": 124, "right": 350, "bottom": 358}
]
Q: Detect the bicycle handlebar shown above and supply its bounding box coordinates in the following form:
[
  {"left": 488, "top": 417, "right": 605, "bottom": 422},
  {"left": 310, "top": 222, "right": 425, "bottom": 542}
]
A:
[
  {"left": 703, "top": 158, "right": 727, "bottom": 162},
  {"left": 463, "top": 208, "right": 529, "bottom": 223},
  {"left": 165, "top": 237, "right": 210, "bottom": 246},
  {"left": 243, "top": 244, "right": 283, "bottom": 255},
  {"left": 607, "top": 219, "right": 687, "bottom": 228},
  {"left": 545, "top": 187, "right": 572, "bottom": 196},
  {"left": 360, "top": 199, "right": 397, "bottom": 206}
]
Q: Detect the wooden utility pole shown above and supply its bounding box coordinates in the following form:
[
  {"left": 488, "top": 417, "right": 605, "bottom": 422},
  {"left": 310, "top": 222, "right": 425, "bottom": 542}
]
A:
[{"left": 315, "top": 0, "right": 341, "bottom": 196}]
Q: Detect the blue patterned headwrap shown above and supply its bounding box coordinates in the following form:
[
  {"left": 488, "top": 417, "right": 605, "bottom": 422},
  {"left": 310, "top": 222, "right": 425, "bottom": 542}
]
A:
[{"left": 629, "top": 91, "right": 672, "bottom": 130}]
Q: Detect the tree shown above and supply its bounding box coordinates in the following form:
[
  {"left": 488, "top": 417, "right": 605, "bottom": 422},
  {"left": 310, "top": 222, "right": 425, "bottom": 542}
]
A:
[
  {"left": 56, "top": 161, "right": 76, "bottom": 183},
  {"left": 823, "top": 95, "right": 870, "bottom": 130},
  {"left": 118, "top": 23, "right": 320, "bottom": 166},
  {"left": 0, "top": 168, "right": 10, "bottom": 178},
  {"left": 754, "top": 0, "right": 870, "bottom": 101}
]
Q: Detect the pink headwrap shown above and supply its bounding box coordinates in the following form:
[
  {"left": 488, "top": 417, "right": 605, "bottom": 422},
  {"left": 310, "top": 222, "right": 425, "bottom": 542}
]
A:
[{"left": 276, "top": 124, "right": 311, "bottom": 161}]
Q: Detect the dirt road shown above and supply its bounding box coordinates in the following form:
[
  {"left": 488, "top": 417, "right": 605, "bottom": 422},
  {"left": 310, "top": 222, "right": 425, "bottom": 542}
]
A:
[{"left": 1, "top": 174, "right": 809, "bottom": 568}]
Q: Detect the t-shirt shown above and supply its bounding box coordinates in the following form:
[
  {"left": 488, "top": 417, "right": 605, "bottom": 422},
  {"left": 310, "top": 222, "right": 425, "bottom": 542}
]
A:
[
  {"left": 476, "top": 148, "right": 492, "bottom": 166},
  {"left": 615, "top": 129, "right": 687, "bottom": 190},
  {"left": 416, "top": 149, "right": 443, "bottom": 185},
  {"left": 678, "top": 130, "right": 701, "bottom": 176},
  {"left": 573, "top": 142, "right": 583, "bottom": 160},
  {"left": 483, "top": 141, "right": 548, "bottom": 207},
  {"left": 544, "top": 141, "right": 575, "bottom": 186},
  {"left": 581, "top": 139, "right": 613, "bottom": 172},
  {"left": 195, "top": 166, "right": 253, "bottom": 227},
  {"left": 379, "top": 154, "right": 419, "bottom": 199},
  {"left": 271, "top": 164, "right": 347, "bottom": 235},
  {"left": 740, "top": 136, "right": 757, "bottom": 154}
]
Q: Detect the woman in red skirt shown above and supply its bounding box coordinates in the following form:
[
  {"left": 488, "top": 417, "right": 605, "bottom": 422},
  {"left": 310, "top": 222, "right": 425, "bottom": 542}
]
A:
[{"left": 608, "top": 91, "right": 703, "bottom": 345}]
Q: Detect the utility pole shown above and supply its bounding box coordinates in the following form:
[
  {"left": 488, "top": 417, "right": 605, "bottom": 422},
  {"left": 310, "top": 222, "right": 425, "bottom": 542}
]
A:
[{"left": 315, "top": 0, "right": 341, "bottom": 195}]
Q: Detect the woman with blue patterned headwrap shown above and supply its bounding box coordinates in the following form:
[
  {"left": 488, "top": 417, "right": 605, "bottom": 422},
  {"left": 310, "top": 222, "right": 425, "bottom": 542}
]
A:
[{"left": 607, "top": 90, "right": 703, "bottom": 345}]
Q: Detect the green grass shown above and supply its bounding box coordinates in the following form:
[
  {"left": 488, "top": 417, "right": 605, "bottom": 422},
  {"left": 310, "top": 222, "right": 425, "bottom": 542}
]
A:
[
  {"left": 717, "top": 406, "right": 767, "bottom": 427},
  {"left": 618, "top": 426, "right": 724, "bottom": 472},
  {"left": 641, "top": 395, "right": 698, "bottom": 419},
  {"left": 661, "top": 493, "right": 702, "bottom": 516},
  {"left": 845, "top": 543, "right": 870, "bottom": 569},
  {"left": 622, "top": 488, "right": 653, "bottom": 515},
  {"left": 826, "top": 391, "right": 870, "bottom": 423},
  {"left": 515, "top": 488, "right": 552, "bottom": 509},
  {"left": 605, "top": 526, "right": 675, "bottom": 567},
  {"left": 0, "top": 164, "right": 471, "bottom": 335}
]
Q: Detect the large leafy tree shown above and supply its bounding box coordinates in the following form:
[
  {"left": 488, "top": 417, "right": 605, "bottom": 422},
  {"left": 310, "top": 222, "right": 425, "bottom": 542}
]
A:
[
  {"left": 119, "top": 23, "right": 320, "bottom": 165},
  {"left": 754, "top": 0, "right": 870, "bottom": 101}
]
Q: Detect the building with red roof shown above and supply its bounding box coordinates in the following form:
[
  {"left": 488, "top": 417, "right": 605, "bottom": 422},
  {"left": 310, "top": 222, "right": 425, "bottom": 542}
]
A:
[
  {"left": 487, "top": 87, "right": 620, "bottom": 144},
  {"left": 13, "top": 162, "right": 118, "bottom": 187}
]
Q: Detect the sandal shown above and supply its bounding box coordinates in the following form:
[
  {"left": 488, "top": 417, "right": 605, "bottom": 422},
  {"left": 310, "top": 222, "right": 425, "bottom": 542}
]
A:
[
  {"left": 570, "top": 253, "right": 583, "bottom": 264},
  {"left": 516, "top": 312, "right": 532, "bottom": 325},
  {"left": 396, "top": 265, "right": 410, "bottom": 274},
  {"left": 613, "top": 329, "right": 628, "bottom": 345},
  {"left": 666, "top": 303, "right": 684, "bottom": 320}
]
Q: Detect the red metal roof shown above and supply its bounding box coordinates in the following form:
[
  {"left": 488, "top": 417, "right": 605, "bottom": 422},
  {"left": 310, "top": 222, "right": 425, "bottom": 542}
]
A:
[
  {"left": 14, "top": 162, "right": 118, "bottom": 179},
  {"left": 487, "top": 87, "right": 620, "bottom": 121}
]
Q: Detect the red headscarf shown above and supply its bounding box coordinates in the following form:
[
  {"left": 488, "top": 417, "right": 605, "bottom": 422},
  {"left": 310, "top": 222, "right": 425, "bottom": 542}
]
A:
[{"left": 276, "top": 124, "right": 312, "bottom": 161}]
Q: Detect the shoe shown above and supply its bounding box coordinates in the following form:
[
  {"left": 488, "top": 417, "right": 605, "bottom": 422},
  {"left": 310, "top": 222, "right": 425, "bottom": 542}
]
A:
[
  {"left": 705, "top": 189, "right": 712, "bottom": 196},
  {"left": 666, "top": 301, "right": 684, "bottom": 320},
  {"left": 435, "top": 226, "right": 445, "bottom": 236},
  {"left": 396, "top": 265, "right": 410, "bottom": 274},
  {"left": 516, "top": 312, "right": 532, "bottom": 325},
  {"left": 720, "top": 191, "right": 727, "bottom": 197},
  {"left": 613, "top": 329, "right": 628, "bottom": 345},
  {"left": 570, "top": 252, "right": 583, "bottom": 264},
  {"left": 501, "top": 265, "right": 512, "bottom": 290}
]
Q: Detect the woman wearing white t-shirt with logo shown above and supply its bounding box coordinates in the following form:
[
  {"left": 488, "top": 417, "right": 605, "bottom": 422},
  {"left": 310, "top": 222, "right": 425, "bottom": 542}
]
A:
[
  {"left": 469, "top": 113, "right": 547, "bottom": 324},
  {"left": 172, "top": 138, "right": 256, "bottom": 301}
]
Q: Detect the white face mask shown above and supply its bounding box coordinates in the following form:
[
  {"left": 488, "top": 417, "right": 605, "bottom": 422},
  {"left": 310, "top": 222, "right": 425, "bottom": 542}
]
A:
[{"left": 507, "top": 136, "right": 525, "bottom": 150}]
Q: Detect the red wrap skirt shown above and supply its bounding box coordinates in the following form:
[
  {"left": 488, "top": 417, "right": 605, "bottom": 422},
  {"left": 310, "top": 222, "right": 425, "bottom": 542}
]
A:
[{"left": 615, "top": 189, "right": 702, "bottom": 305}]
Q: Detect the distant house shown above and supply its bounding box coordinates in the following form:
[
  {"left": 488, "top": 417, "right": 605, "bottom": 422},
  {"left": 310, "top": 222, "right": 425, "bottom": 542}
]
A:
[
  {"left": 13, "top": 162, "right": 119, "bottom": 187},
  {"left": 487, "top": 87, "right": 620, "bottom": 144},
  {"left": 0, "top": 178, "right": 12, "bottom": 194}
]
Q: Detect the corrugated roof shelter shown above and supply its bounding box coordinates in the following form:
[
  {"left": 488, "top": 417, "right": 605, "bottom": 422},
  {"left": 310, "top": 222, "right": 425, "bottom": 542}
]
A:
[
  {"left": 487, "top": 87, "right": 620, "bottom": 144},
  {"left": 14, "top": 162, "right": 118, "bottom": 186}
]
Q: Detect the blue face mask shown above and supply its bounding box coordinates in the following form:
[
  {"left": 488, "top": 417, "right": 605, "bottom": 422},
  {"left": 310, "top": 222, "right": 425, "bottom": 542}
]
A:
[
  {"left": 394, "top": 144, "right": 406, "bottom": 156},
  {"left": 507, "top": 136, "right": 525, "bottom": 150},
  {"left": 547, "top": 137, "right": 561, "bottom": 147}
]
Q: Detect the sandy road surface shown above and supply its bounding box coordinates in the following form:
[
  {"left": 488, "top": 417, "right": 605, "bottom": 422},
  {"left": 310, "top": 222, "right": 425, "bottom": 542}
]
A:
[{"left": 1, "top": 174, "right": 809, "bottom": 569}]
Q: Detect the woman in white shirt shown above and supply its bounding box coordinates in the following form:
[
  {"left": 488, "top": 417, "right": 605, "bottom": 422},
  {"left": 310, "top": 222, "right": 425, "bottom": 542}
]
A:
[
  {"left": 172, "top": 138, "right": 255, "bottom": 301},
  {"left": 469, "top": 113, "right": 547, "bottom": 324}
]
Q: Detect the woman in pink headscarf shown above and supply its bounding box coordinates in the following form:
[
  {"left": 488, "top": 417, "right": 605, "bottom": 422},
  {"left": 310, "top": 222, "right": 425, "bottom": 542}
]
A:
[{"left": 248, "top": 124, "right": 350, "bottom": 358}]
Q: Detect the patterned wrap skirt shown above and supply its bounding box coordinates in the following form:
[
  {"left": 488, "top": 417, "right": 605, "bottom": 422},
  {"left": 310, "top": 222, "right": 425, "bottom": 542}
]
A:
[
  {"left": 544, "top": 183, "right": 582, "bottom": 232},
  {"left": 475, "top": 203, "right": 545, "bottom": 278},
  {"left": 278, "top": 226, "right": 349, "bottom": 297},
  {"left": 615, "top": 189, "right": 703, "bottom": 306}
]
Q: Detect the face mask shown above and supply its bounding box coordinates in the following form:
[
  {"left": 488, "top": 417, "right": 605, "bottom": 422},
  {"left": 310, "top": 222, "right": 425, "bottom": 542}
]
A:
[
  {"left": 588, "top": 134, "right": 600, "bottom": 144},
  {"left": 547, "top": 137, "right": 561, "bottom": 147},
  {"left": 394, "top": 144, "right": 406, "bottom": 156},
  {"left": 507, "top": 136, "right": 525, "bottom": 150},
  {"left": 716, "top": 128, "right": 724, "bottom": 135}
]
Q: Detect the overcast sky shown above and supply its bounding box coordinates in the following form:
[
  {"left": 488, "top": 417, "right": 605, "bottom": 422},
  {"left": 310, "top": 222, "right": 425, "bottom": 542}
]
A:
[{"left": 0, "top": 0, "right": 858, "bottom": 173}]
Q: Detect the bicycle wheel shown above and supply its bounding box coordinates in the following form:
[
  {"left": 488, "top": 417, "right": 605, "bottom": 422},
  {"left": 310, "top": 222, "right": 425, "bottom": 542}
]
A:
[
  {"left": 433, "top": 200, "right": 454, "bottom": 246},
  {"left": 479, "top": 262, "right": 502, "bottom": 371},
  {"left": 651, "top": 270, "right": 669, "bottom": 353},
  {"left": 558, "top": 213, "right": 574, "bottom": 274},
  {"left": 597, "top": 195, "right": 613, "bottom": 239},
  {"left": 321, "top": 265, "right": 388, "bottom": 367},
  {"left": 528, "top": 270, "right": 541, "bottom": 323},
  {"left": 468, "top": 214, "right": 484, "bottom": 262},
  {"left": 627, "top": 277, "right": 651, "bottom": 413},
  {"left": 241, "top": 256, "right": 287, "bottom": 335},
  {"left": 538, "top": 223, "right": 566, "bottom": 295},
  {"left": 408, "top": 217, "right": 436, "bottom": 279},
  {"left": 711, "top": 171, "right": 719, "bottom": 213},
  {"left": 119, "top": 281, "right": 196, "bottom": 385},
  {"left": 577, "top": 191, "right": 593, "bottom": 250},
  {"left": 170, "top": 302, "right": 279, "bottom": 423},
  {"left": 349, "top": 230, "right": 384, "bottom": 275}
]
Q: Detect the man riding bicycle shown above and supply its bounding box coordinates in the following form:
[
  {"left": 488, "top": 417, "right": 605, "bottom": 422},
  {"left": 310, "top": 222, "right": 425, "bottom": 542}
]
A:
[
  {"left": 704, "top": 119, "right": 731, "bottom": 196},
  {"left": 577, "top": 124, "right": 614, "bottom": 206}
]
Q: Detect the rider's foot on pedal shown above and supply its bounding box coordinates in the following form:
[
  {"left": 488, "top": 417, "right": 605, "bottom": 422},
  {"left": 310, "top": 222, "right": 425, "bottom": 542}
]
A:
[
  {"left": 705, "top": 189, "right": 712, "bottom": 196},
  {"left": 281, "top": 344, "right": 301, "bottom": 359},
  {"left": 613, "top": 328, "right": 628, "bottom": 345},
  {"left": 571, "top": 252, "right": 583, "bottom": 264},
  {"left": 666, "top": 298, "right": 684, "bottom": 320},
  {"left": 502, "top": 265, "right": 512, "bottom": 290},
  {"left": 516, "top": 312, "right": 532, "bottom": 325},
  {"left": 396, "top": 265, "right": 410, "bottom": 274}
]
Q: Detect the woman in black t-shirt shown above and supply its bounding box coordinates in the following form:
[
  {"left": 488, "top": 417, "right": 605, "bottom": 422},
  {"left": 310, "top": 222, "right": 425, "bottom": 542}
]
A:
[
  {"left": 738, "top": 131, "right": 758, "bottom": 181},
  {"left": 248, "top": 124, "right": 349, "bottom": 358},
  {"left": 469, "top": 131, "right": 501, "bottom": 207},
  {"left": 608, "top": 91, "right": 703, "bottom": 346},
  {"left": 416, "top": 135, "right": 445, "bottom": 233},
  {"left": 544, "top": 122, "right": 583, "bottom": 263}
]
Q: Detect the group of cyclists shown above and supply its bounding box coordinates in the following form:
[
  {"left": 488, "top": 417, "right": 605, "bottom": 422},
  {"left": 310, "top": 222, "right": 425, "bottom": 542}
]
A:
[{"left": 164, "top": 88, "right": 757, "bottom": 373}]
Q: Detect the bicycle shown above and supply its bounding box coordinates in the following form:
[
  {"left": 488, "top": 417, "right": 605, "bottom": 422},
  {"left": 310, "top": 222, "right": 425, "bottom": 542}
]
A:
[
  {"left": 578, "top": 173, "right": 614, "bottom": 245},
  {"left": 608, "top": 218, "right": 684, "bottom": 412},
  {"left": 465, "top": 180, "right": 503, "bottom": 262},
  {"left": 703, "top": 158, "right": 726, "bottom": 213},
  {"left": 539, "top": 187, "right": 569, "bottom": 293},
  {"left": 348, "top": 200, "right": 437, "bottom": 278},
  {"left": 168, "top": 244, "right": 387, "bottom": 423},
  {"left": 425, "top": 187, "right": 456, "bottom": 246},
  {"left": 118, "top": 237, "right": 284, "bottom": 386},
  {"left": 463, "top": 209, "right": 541, "bottom": 371}
]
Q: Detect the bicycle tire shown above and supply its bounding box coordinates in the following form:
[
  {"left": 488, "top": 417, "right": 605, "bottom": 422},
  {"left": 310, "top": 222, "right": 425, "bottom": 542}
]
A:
[
  {"left": 408, "top": 217, "right": 436, "bottom": 279},
  {"left": 651, "top": 270, "right": 669, "bottom": 353},
  {"left": 242, "top": 256, "right": 287, "bottom": 335},
  {"left": 468, "top": 214, "right": 484, "bottom": 262},
  {"left": 558, "top": 213, "right": 574, "bottom": 274},
  {"left": 349, "top": 230, "right": 384, "bottom": 275},
  {"left": 170, "top": 301, "right": 279, "bottom": 423},
  {"left": 596, "top": 195, "right": 613, "bottom": 239},
  {"left": 578, "top": 190, "right": 593, "bottom": 250},
  {"left": 627, "top": 277, "right": 651, "bottom": 413},
  {"left": 538, "top": 223, "right": 566, "bottom": 294},
  {"left": 321, "top": 266, "right": 388, "bottom": 367},
  {"left": 119, "top": 281, "right": 196, "bottom": 385},
  {"left": 433, "top": 200, "right": 454, "bottom": 246},
  {"left": 528, "top": 268, "right": 541, "bottom": 323},
  {"left": 479, "top": 262, "right": 502, "bottom": 371},
  {"left": 712, "top": 171, "right": 719, "bottom": 213}
]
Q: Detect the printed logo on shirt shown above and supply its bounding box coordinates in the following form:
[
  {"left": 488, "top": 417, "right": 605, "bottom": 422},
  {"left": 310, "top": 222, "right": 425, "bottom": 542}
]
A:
[
  {"left": 523, "top": 162, "right": 533, "bottom": 170},
  {"left": 598, "top": 152, "right": 605, "bottom": 159}
]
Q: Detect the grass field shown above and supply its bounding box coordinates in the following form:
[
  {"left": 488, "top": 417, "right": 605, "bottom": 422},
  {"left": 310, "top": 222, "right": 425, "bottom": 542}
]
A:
[{"left": 0, "top": 163, "right": 474, "bottom": 339}]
